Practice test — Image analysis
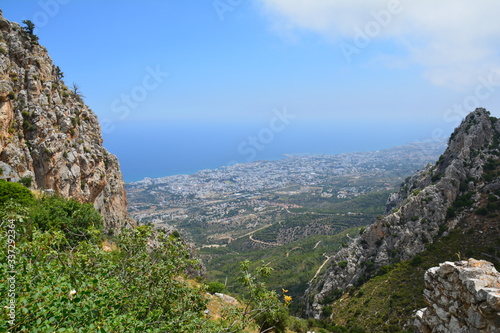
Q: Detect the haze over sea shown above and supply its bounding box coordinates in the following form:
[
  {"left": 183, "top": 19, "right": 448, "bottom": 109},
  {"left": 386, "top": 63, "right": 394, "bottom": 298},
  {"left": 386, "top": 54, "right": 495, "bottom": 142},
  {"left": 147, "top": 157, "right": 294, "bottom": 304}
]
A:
[{"left": 104, "top": 119, "right": 455, "bottom": 183}]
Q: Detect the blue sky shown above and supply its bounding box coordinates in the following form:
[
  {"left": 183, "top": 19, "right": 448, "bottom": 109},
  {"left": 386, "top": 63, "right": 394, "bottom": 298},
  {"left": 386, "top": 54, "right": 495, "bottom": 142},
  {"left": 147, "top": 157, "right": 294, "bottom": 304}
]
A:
[
  {"left": 3, "top": 1, "right": 500, "bottom": 180},
  {"left": 5, "top": 0, "right": 500, "bottom": 124}
]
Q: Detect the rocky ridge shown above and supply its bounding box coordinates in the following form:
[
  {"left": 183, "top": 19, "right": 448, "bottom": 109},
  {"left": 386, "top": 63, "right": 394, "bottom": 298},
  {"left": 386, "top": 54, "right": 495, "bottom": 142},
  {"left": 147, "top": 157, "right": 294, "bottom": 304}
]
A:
[
  {"left": 305, "top": 108, "right": 500, "bottom": 318},
  {"left": 415, "top": 259, "right": 500, "bottom": 333},
  {"left": 0, "top": 12, "right": 131, "bottom": 232}
]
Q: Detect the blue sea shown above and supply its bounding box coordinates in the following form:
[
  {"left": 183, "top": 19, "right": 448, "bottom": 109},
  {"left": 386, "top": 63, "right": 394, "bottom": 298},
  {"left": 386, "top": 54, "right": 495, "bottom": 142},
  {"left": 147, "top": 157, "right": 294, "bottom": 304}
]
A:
[{"left": 102, "top": 119, "right": 455, "bottom": 183}]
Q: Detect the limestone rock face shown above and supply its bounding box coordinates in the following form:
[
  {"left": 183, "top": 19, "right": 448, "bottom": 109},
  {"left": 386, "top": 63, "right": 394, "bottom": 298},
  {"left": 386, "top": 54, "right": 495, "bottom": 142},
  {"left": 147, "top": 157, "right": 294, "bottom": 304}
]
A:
[
  {"left": 0, "top": 13, "right": 132, "bottom": 233},
  {"left": 414, "top": 259, "right": 500, "bottom": 333},
  {"left": 305, "top": 108, "right": 500, "bottom": 318}
]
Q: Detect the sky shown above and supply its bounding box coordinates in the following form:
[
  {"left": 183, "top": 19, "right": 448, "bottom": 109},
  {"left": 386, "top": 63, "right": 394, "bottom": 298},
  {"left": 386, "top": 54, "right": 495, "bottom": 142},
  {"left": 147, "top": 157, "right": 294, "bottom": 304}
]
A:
[{"left": 2, "top": 1, "right": 500, "bottom": 180}]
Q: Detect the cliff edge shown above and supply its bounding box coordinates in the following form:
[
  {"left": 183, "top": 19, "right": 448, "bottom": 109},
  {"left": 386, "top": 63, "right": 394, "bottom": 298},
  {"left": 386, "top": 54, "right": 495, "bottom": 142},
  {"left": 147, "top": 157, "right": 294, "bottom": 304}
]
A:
[{"left": 0, "top": 12, "right": 132, "bottom": 233}]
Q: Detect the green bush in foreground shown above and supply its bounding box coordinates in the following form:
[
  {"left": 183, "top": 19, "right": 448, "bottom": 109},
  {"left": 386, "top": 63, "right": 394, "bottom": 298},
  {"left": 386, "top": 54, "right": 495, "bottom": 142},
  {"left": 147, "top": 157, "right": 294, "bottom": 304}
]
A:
[{"left": 0, "top": 182, "right": 290, "bottom": 332}]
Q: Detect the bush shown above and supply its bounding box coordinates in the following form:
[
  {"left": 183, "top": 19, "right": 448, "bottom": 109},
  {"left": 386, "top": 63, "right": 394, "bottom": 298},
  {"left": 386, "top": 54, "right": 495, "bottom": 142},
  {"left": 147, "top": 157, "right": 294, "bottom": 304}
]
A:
[
  {"left": 337, "top": 260, "right": 348, "bottom": 268},
  {"left": 322, "top": 305, "right": 333, "bottom": 317},
  {"left": 410, "top": 255, "right": 423, "bottom": 266},
  {"left": 476, "top": 207, "right": 489, "bottom": 216},
  {"left": 19, "top": 176, "right": 33, "bottom": 188},
  {"left": 446, "top": 207, "right": 456, "bottom": 219},
  {"left": 453, "top": 192, "right": 473, "bottom": 208},
  {"left": 29, "top": 195, "right": 103, "bottom": 246},
  {"left": 431, "top": 173, "right": 443, "bottom": 183},
  {"left": 207, "top": 281, "right": 226, "bottom": 294},
  {"left": 0, "top": 179, "right": 34, "bottom": 206},
  {"left": 0, "top": 222, "right": 213, "bottom": 332},
  {"left": 288, "top": 316, "right": 308, "bottom": 333}
]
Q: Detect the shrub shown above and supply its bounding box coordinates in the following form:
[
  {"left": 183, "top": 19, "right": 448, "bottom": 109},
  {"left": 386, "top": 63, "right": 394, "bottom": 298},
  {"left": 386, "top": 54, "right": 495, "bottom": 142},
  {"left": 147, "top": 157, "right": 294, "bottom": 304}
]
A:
[
  {"left": 337, "top": 260, "right": 348, "bottom": 268},
  {"left": 288, "top": 316, "right": 308, "bottom": 333},
  {"left": 29, "top": 195, "right": 103, "bottom": 246},
  {"left": 207, "top": 281, "right": 226, "bottom": 294},
  {"left": 0, "top": 179, "right": 34, "bottom": 206},
  {"left": 410, "top": 255, "right": 423, "bottom": 266},
  {"left": 431, "top": 173, "right": 442, "bottom": 183},
  {"left": 453, "top": 192, "right": 473, "bottom": 208},
  {"left": 19, "top": 176, "right": 33, "bottom": 188},
  {"left": 446, "top": 207, "right": 456, "bottom": 219},
  {"left": 476, "top": 207, "right": 489, "bottom": 216},
  {"left": 438, "top": 224, "right": 448, "bottom": 236},
  {"left": 322, "top": 305, "right": 333, "bottom": 317}
]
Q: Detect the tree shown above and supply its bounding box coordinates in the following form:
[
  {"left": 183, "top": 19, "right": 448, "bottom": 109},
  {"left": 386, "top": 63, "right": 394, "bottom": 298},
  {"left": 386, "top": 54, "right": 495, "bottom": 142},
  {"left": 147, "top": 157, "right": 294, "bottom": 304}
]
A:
[
  {"left": 54, "top": 66, "right": 64, "bottom": 82},
  {"left": 71, "top": 82, "right": 85, "bottom": 101},
  {"left": 21, "top": 19, "right": 39, "bottom": 44},
  {"left": 220, "top": 260, "right": 290, "bottom": 333},
  {"left": 22, "top": 20, "right": 35, "bottom": 35}
]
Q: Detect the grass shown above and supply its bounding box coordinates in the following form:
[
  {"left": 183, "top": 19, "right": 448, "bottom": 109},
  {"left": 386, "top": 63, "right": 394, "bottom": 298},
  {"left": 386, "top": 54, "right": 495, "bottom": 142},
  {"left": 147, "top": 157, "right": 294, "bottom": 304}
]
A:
[{"left": 324, "top": 224, "right": 500, "bottom": 332}]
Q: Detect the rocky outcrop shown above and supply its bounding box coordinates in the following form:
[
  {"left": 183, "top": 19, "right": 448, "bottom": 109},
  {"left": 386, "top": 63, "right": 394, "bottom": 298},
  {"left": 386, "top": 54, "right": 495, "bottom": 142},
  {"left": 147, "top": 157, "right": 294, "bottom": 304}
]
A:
[
  {"left": 414, "top": 259, "right": 500, "bottom": 333},
  {"left": 305, "top": 108, "right": 500, "bottom": 318},
  {"left": 0, "top": 12, "right": 132, "bottom": 232}
]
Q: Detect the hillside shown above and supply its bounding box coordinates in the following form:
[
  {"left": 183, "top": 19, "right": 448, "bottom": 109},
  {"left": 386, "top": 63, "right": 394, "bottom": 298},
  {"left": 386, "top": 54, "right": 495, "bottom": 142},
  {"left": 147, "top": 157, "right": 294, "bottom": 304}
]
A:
[
  {"left": 0, "top": 12, "right": 131, "bottom": 232},
  {"left": 305, "top": 108, "right": 500, "bottom": 330}
]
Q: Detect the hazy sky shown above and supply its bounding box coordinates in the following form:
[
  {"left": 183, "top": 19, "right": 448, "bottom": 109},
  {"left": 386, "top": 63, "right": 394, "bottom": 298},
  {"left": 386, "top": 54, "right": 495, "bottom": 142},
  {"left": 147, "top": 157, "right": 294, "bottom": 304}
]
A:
[{"left": 3, "top": 0, "right": 500, "bottom": 134}]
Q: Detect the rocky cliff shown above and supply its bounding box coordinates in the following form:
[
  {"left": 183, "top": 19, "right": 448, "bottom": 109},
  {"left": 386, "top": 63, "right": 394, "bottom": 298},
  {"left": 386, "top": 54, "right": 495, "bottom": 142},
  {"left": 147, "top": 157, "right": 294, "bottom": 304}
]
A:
[
  {"left": 0, "top": 12, "right": 131, "bottom": 233},
  {"left": 415, "top": 259, "right": 500, "bottom": 333},
  {"left": 305, "top": 108, "right": 500, "bottom": 318}
]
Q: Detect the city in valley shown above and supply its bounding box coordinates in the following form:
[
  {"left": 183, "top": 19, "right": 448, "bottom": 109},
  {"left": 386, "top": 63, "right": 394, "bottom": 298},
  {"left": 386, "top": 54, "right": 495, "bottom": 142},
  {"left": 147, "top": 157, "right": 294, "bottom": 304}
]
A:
[{"left": 126, "top": 141, "right": 445, "bottom": 247}]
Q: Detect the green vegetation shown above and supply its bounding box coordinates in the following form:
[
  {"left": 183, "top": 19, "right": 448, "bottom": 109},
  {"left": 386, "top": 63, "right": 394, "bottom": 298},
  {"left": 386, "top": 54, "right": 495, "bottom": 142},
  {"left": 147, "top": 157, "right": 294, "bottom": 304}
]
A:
[
  {"left": 207, "top": 281, "right": 226, "bottom": 294},
  {"left": 0, "top": 182, "right": 291, "bottom": 332},
  {"left": 202, "top": 228, "right": 361, "bottom": 315},
  {"left": 324, "top": 227, "right": 500, "bottom": 332},
  {"left": 71, "top": 82, "right": 85, "bottom": 101},
  {"left": 21, "top": 19, "right": 39, "bottom": 44},
  {"left": 22, "top": 20, "right": 35, "bottom": 35},
  {"left": 18, "top": 176, "right": 33, "bottom": 188},
  {"left": 0, "top": 179, "right": 34, "bottom": 207},
  {"left": 55, "top": 66, "right": 64, "bottom": 82}
]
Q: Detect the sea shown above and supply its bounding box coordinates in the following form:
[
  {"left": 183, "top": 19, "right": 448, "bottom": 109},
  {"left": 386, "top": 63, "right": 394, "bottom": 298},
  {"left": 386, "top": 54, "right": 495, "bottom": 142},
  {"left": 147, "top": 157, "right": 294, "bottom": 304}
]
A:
[{"left": 102, "top": 119, "right": 456, "bottom": 183}]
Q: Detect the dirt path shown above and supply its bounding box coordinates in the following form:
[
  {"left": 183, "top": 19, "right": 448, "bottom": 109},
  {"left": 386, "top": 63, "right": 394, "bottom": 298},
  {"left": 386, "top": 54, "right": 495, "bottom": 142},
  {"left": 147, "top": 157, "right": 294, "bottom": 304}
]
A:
[
  {"left": 309, "top": 253, "right": 331, "bottom": 284},
  {"left": 236, "top": 224, "right": 272, "bottom": 239},
  {"left": 249, "top": 235, "right": 281, "bottom": 247}
]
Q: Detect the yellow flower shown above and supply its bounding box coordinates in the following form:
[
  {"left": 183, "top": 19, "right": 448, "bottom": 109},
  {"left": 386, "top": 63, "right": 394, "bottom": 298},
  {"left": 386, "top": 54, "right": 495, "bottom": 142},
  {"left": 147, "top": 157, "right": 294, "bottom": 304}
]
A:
[
  {"left": 284, "top": 295, "right": 292, "bottom": 305},
  {"left": 281, "top": 288, "right": 288, "bottom": 293}
]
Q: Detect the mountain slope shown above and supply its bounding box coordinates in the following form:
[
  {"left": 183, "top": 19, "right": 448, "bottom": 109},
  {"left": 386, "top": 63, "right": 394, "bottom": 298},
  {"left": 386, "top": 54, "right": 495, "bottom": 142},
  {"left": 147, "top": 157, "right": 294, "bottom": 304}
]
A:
[
  {"left": 305, "top": 108, "right": 500, "bottom": 319},
  {"left": 0, "top": 12, "right": 131, "bottom": 232}
]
